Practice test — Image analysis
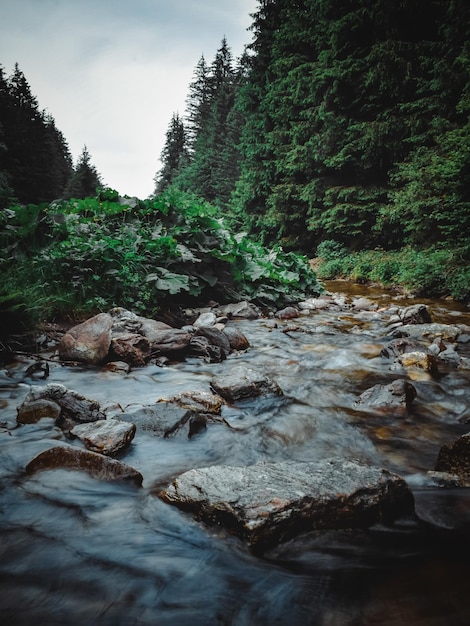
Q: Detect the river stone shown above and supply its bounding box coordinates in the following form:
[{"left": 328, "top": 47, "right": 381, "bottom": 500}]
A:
[
  {"left": 193, "top": 311, "right": 217, "bottom": 328},
  {"left": 275, "top": 307, "right": 299, "bottom": 320},
  {"left": 392, "top": 323, "right": 461, "bottom": 342},
  {"left": 435, "top": 433, "right": 470, "bottom": 480},
  {"left": 71, "top": 419, "right": 136, "bottom": 455},
  {"left": 195, "top": 326, "right": 231, "bottom": 355},
  {"left": 110, "top": 332, "right": 151, "bottom": 367},
  {"left": 159, "top": 458, "right": 414, "bottom": 550},
  {"left": 58, "top": 312, "right": 113, "bottom": 364},
  {"left": 148, "top": 328, "right": 192, "bottom": 355},
  {"left": 17, "top": 383, "right": 105, "bottom": 431},
  {"left": 17, "top": 398, "right": 61, "bottom": 424},
  {"left": 398, "top": 351, "right": 439, "bottom": 375},
  {"left": 161, "top": 391, "right": 224, "bottom": 415},
  {"left": 222, "top": 326, "right": 250, "bottom": 351},
  {"left": 25, "top": 445, "right": 142, "bottom": 485},
  {"left": 210, "top": 366, "right": 283, "bottom": 402},
  {"left": 218, "top": 301, "right": 261, "bottom": 319},
  {"left": 380, "top": 337, "right": 430, "bottom": 358},
  {"left": 355, "top": 379, "right": 417, "bottom": 412},
  {"left": 118, "top": 403, "right": 194, "bottom": 438}
]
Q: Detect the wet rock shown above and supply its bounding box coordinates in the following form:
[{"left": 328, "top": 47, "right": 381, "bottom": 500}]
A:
[
  {"left": 159, "top": 458, "right": 414, "bottom": 551},
  {"left": 104, "top": 361, "right": 131, "bottom": 374},
  {"left": 58, "top": 313, "right": 113, "bottom": 364},
  {"left": 355, "top": 379, "right": 417, "bottom": 413},
  {"left": 71, "top": 419, "right": 136, "bottom": 456},
  {"left": 25, "top": 445, "right": 142, "bottom": 485},
  {"left": 222, "top": 326, "right": 250, "bottom": 351},
  {"left": 189, "top": 336, "right": 226, "bottom": 363},
  {"left": 148, "top": 328, "right": 192, "bottom": 356},
  {"left": 218, "top": 301, "right": 261, "bottom": 319},
  {"left": 193, "top": 311, "right": 217, "bottom": 328},
  {"left": 435, "top": 433, "right": 470, "bottom": 481},
  {"left": 162, "top": 390, "right": 224, "bottom": 415},
  {"left": 392, "top": 323, "right": 461, "bottom": 342},
  {"left": 387, "top": 304, "right": 432, "bottom": 329},
  {"left": 275, "top": 307, "right": 299, "bottom": 320},
  {"left": 298, "top": 295, "right": 341, "bottom": 311},
  {"left": 210, "top": 366, "right": 283, "bottom": 402},
  {"left": 17, "top": 383, "right": 105, "bottom": 432},
  {"left": 398, "top": 351, "right": 439, "bottom": 375},
  {"left": 195, "top": 326, "right": 231, "bottom": 356},
  {"left": 110, "top": 333, "right": 151, "bottom": 367},
  {"left": 17, "top": 398, "right": 61, "bottom": 424},
  {"left": 351, "top": 297, "right": 378, "bottom": 312},
  {"left": 380, "top": 337, "right": 430, "bottom": 359},
  {"left": 118, "top": 403, "right": 194, "bottom": 438}
]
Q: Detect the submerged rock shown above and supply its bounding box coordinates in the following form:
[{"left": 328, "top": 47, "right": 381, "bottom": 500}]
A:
[
  {"left": 71, "top": 419, "right": 136, "bottom": 456},
  {"left": 355, "top": 379, "right": 417, "bottom": 413},
  {"left": 159, "top": 458, "right": 414, "bottom": 551},
  {"left": 25, "top": 445, "right": 143, "bottom": 485},
  {"left": 210, "top": 366, "right": 283, "bottom": 402}
]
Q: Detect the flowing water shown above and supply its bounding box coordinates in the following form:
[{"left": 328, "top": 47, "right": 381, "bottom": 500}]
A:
[{"left": 1, "top": 283, "right": 470, "bottom": 625}]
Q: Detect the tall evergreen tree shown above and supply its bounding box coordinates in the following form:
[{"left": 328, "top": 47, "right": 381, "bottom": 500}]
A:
[
  {"left": 64, "top": 146, "right": 103, "bottom": 199},
  {"left": 154, "top": 112, "right": 189, "bottom": 193},
  {"left": 232, "top": 0, "right": 470, "bottom": 251}
]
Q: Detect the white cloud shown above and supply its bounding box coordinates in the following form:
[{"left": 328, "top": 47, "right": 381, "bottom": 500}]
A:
[{"left": 1, "top": 0, "right": 257, "bottom": 198}]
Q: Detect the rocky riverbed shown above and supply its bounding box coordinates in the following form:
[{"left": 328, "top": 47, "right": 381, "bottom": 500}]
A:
[{"left": 1, "top": 283, "right": 470, "bottom": 625}]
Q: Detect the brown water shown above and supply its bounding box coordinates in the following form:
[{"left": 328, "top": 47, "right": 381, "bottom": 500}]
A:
[{"left": 1, "top": 283, "right": 470, "bottom": 625}]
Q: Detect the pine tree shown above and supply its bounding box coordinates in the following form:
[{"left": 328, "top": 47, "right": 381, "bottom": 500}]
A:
[
  {"left": 154, "top": 112, "right": 189, "bottom": 193},
  {"left": 64, "top": 146, "right": 103, "bottom": 199}
]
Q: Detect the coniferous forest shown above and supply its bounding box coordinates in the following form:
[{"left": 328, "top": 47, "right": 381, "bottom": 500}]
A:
[{"left": 1, "top": 0, "right": 469, "bottom": 335}]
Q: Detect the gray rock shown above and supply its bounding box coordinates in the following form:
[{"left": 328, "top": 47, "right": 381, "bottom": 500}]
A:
[
  {"left": 210, "top": 366, "right": 283, "bottom": 402},
  {"left": 355, "top": 379, "right": 417, "bottom": 413},
  {"left": 119, "top": 403, "right": 194, "bottom": 438},
  {"left": 71, "top": 419, "right": 136, "bottom": 456},
  {"left": 159, "top": 458, "right": 414, "bottom": 550},
  {"left": 222, "top": 325, "right": 250, "bottom": 351},
  {"left": 17, "top": 383, "right": 105, "bottom": 432},
  {"left": 380, "top": 337, "right": 429, "bottom": 359},
  {"left": 17, "top": 398, "right": 61, "bottom": 424},
  {"left": 392, "top": 323, "right": 461, "bottom": 342},
  {"left": 110, "top": 332, "right": 151, "bottom": 367},
  {"left": 25, "top": 445, "right": 142, "bottom": 485},
  {"left": 58, "top": 313, "right": 113, "bottom": 364},
  {"left": 275, "top": 307, "right": 299, "bottom": 320},
  {"left": 193, "top": 311, "right": 217, "bottom": 328},
  {"left": 195, "top": 326, "right": 231, "bottom": 355},
  {"left": 148, "top": 328, "right": 192, "bottom": 356},
  {"left": 218, "top": 301, "right": 261, "bottom": 319},
  {"left": 435, "top": 432, "right": 470, "bottom": 480}
]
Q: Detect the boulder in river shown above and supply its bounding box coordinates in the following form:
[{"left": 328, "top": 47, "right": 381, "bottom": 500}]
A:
[
  {"left": 222, "top": 325, "right": 250, "bottom": 351},
  {"left": 159, "top": 458, "right": 414, "bottom": 551},
  {"left": 392, "top": 323, "right": 461, "bottom": 342},
  {"left": 435, "top": 433, "right": 470, "bottom": 482},
  {"left": 217, "top": 301, "right": 261, "bottom": 320},
  {"left": 16, "top": 398, "right": 61, "bottom": 424},
  {"left": 58, "top": 312, "right": 113, "bottom": 364},
  {"left": 210, "top": 366, "right": 283, "bottom": 402},
  {"left": 17, "top": 383, "right": 105, "bottom": 431},
  {"left": 110, "top": 332, "right": 151, "bottom": 367},
  {"left": 25, "top": 445, "right": 143, "bottom": 485},
  {"left": 71, "top": 419, "right": 136, "bottom": 456},
  {"left": 355, "top": 379, "right": 417, "bottom": 413}
]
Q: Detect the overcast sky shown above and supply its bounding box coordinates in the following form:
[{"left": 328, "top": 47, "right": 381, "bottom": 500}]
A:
[{"left": 1, "top": 0, "right": 257, "bottom": 198}]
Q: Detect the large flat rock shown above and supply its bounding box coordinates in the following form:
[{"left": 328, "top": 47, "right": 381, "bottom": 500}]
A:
[{"left": 159, "top": 458, "right": 414, "bottom": 551}]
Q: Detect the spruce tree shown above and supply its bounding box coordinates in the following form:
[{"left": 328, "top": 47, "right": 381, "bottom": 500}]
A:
[
  {"left": 154, "top": 112, "right": 189, "bottom": 193},
  {"left": 64, "top": 146, "right": 103, "bottom": 199}
]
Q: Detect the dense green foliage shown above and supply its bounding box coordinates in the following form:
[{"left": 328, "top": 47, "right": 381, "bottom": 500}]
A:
[
  {"left": 0, "top": 189, "right": 321, "bottom": 331},
  {"left": 154, "top": 0, "right": 469, "bottom": 300},
  {"left": 316, "top": 240, "right": 470, "bottom": 301}
]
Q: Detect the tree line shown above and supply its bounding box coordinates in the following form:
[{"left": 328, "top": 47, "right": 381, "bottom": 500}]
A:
[
  {"left": 156, "top": 0, "right": 470, "bottom": 255},
  {"left": 0, "top": 64, "right": 102, "bottom": 208}
]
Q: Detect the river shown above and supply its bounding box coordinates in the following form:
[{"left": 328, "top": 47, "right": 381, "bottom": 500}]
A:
[{"left": 1, "top": 282, "right": 469, "bottom": 625}]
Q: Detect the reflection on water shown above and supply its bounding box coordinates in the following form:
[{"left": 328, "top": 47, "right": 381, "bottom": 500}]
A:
[{"left": 1, "top": 283, "right": 470, "bottom": 625}]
